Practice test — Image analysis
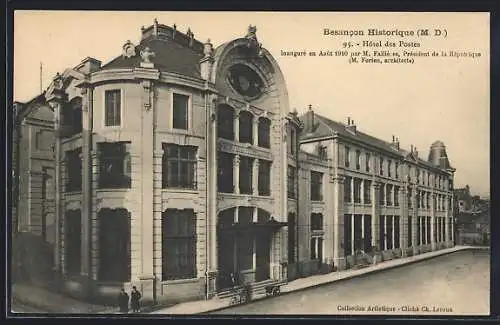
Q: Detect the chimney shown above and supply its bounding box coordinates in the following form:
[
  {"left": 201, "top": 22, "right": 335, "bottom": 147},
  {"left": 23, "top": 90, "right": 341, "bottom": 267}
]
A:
[
  {"left": 414, "top": 146, "right": 418, "bottom": 157},
  {"left": 346, "top": 117, "right": 356, "bottom": 134},
  {"left": 307, "top": 104, "right": 315, "bottom": 131},
  {"left": 391, "top": 135, "right": 400, "bottom": 150}
]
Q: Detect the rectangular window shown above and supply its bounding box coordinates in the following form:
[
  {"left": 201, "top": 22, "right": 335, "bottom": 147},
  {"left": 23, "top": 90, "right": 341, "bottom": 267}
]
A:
[
  {"left": 217, "top": 152, "right": 234, "bottom": 193},
  {"left": 353, "top": 178, "right": 362, "bottom": 203},
  {"left": 388, "top": 160, "right": 392, "bottom": 178},
  {"left": 379, "top": 215, "right": 386, "bottom": 251},
  {"left": 394, "top": 216, "right": 400, "bottom": 249},
  {"left": 354, "top": 214, "right": 363, "bottom": 253},
  {"left": 310, "top": 171, "right": 323, "bottom": 201},
  {"left": 287, "top": 166, "right": 296, "bottom": 199},
  {"left": 386, "top": 215, "right": 393, "bottom": 250},
  {"left": 408, "top": 188, "right": 413, "bottom": 208},
  {"left": 258, "top": 117, "right": 270, "bottom": 148},
  {"left": 65, "top": 209, "right": 81, "bottom": 276},
  {"left": 416, "top": 217, "right": 421, "bottom": 245},
  {"left": 98, "top": 209, "right": 131, "bottom": 282},
  {"left": 426, "top": 217, "right": 431, "bottom": 244},
  {"left": 344, "top": 214, "right": 352, "bottom": 256},
  {"left": 365, "top": 153, "right": 370, "bottom": 172},
  {"left": 288, "top": 213, "right": 296, "bottom": 264},
  {"left": 344, "top": 176, "right": 352, "bottom": 203},
  {"left": 162, "top": 209, "right": 196, "bottom": 280},
  {"left": 43, "top": 167, "right": 55, "bottom": 200},
  {"left": 98, "top": 142, "right": 131, "bottom": 189},
  {"left": 65, "top": 148, "right": 82, "bottom": 192},
  {"left": 394, "top": 186, "right": 400, "bottom": 206},
  {"left": 417, "top": 169, "right": 421, "bottom": 184},
  {"left": 386, "top": 184, "right": 393, "bottom": 206},
  {"left": 408, "top": 216, "right": 413, "bottom": 247},
  {"left": 395, "top": 161, "right": 399, "bottom": 179},
  {"left": 258, "top": 160, "right": 271, "bottom": 196},
  {"left": 162, "top": 144, "right": 197, "bottom": 189},
  {"left": 379, "top": 157, "right": 384, "bottom": 176},
  {"left": 318, "top": 145, "right": 327, "bottom": 159},
  {"left": 105, "top": 90, "right": 121, "bottom": 126},
  {"left": 363, "top": 180, "right": 371, "bottom": 204},
  {"left": 356, "top": 150, "right": 361, "bottom": 170},
  {"left": 363, "top": 215, "right": 372, "bottom": 252},
  {"left": 311, "top": 213, "right": 323, "bottom": 231},
  {"left": 289, "top": 128, "right": 296, "bottom": 156},
  {"left": 310, "top": 236, "right": 323, "bottom": 260},
  {"left": 35, "top": 130, "right": 43, "bottom": 150},
  {"left": 239, "top": 156, "right": 253, "bottom": 194},
  {"left": 345, "top": 146, "right": 350, "bottom": 167},
  {"left": 172, "top": 93, "right": 189, "bottom": 130},
  {"left": 379, "top": 184, "right": 385, "bottom": 206}
]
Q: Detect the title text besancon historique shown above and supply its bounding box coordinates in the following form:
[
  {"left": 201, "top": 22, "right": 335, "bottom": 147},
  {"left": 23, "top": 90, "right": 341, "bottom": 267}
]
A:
[{"left": 323, "top": 28, "right": 417, "bottom": 37}]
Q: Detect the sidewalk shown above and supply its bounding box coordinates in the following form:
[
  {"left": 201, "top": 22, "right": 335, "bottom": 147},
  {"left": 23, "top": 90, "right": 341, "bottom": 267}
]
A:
[
  {"left": 152, "top": 245, "right": 476, "bottom": 315},
  {"left": 11, "top": 283, "right": 117, "bottom": 314}
]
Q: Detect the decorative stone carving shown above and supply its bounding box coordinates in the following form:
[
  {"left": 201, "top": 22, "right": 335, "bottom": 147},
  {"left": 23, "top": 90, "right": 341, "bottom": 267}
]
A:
[
  {"left": 142, "top": 80, "right": 152, "bottom": 111},
  {"left": 140, "top": 47, "right": 155, "bottom": 68},
  {"left": 53, "top": 73, "right": 64, "bottom": 90},
  {"left": 203, "top": 39, "right": 214, "bottom": 58},
  {"left": 245, "top": 25, "right": 263, "bottom": 57},
  {"left": 282, "top": 118, "right": 289, "bottom": 141},
  {"left": 122, "top": 40, "right": 137, "bottom": 58}
]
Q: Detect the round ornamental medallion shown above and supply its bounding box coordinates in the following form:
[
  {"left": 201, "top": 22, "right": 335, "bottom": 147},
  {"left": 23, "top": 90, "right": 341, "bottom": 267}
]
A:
[{"left": 227, "top": 64, "right": 264, "bottom": 100}]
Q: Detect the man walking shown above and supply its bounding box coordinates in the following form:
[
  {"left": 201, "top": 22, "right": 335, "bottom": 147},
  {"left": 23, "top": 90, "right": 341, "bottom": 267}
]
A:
[
  {"left": 117, "top": 288, "right": 129, "bottom": 313},
  {"left": 130, "top": 286, "right": 142, "bottom": 313}
]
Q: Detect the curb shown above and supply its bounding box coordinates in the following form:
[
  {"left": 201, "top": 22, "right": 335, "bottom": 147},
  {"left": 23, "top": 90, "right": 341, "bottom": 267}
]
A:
[{"left": 197, "top": 246, "right": 476, "bottom": 315}]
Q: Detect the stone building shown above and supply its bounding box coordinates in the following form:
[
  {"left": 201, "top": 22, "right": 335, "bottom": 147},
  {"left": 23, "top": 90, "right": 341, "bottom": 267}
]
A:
[
  {"left": 12, "top": 19, "right": 456, "bottom": 305},
  {"left": 293, "top": 109, "right": 456, "bottom": 274}
]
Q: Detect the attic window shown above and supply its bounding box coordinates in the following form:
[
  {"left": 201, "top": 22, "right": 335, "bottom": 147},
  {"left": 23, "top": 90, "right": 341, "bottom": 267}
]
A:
[{"left": 318, "top": 145, "right": 327, "bottom": 159}]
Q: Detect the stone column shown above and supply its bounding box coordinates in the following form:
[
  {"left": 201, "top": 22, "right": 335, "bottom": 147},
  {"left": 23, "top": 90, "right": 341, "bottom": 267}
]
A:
[
  {"left": 333, "top": 175, "right": 345, "bottom": 270},
  {"left": 253, "top": 159, "right": 260, "bottom": 196},
  {"left": 233, "top": 155, "right": 240, "bottom": 194},
  {"left": 430, "top": 193, "right": 436, "bottom": 251},
  {"left": 445, "top": 194, "right": 451, "bottom": 247},
  {"left": 80, "top": 86, "right": 93, "bottom": 295},
  {"left": 207, "top": 94, "right": 218, "bottom": 296},
  {"left": 90, "top": 150, "right": 99, "bottom": 281},
  {"left": 47, "top": 99, "right": 64, "bottom": 274},
  {"left": 371, "top": 181, "right": 380, "bottom": 250},
  {"left": 138, "top": 80, "right": 155, "bottom": 305},
  {"left": 234, "top": 109, "right": 240, "bottom": 142},
  {"left": 252, "top": 115, "right": 259, "bottom": 146},
  {"left": 399, "top": 187, "right": 406, "bottom": 255},
  {"left": 324, "top": 174, "right": 335, "bottom": 269}
]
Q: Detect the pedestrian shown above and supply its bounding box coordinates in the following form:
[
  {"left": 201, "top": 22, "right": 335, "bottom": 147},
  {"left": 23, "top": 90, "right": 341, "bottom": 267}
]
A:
[
  {"left": 130, "top": 286, "right": 142, "bottom": 313},
  {"left": 118, "top": 288, "right": 129, "bottom": 313}
]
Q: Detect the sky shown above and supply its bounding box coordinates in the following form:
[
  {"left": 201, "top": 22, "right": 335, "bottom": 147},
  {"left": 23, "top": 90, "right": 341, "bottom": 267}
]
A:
[{"left": 13, "top": 11, "right": 490, "bottom": 198}]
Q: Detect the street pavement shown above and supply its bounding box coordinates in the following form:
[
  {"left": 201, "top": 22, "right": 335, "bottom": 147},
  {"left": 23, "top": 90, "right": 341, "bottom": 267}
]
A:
[{"left": 208, "top": 249, "right": 490, "bottom": 316}]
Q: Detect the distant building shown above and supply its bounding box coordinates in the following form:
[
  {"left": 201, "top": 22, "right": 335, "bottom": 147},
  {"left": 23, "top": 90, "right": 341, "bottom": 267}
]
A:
[
  {"left": 12, "top": 20, "right": 457, "bottom": 305},
  {"left": 454, "top": 186, "right": 490, "bottom": 246}
]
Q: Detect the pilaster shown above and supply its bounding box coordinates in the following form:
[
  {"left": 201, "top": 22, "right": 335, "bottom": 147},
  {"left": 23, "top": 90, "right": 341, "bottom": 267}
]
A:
[
  {"left": 234, "top": 155, "right": 240, "bottom": 194},
  {"left": 371, "top": 181, "right": 380, "bottom": 249},
  {"left": 430, "top": 193, "right": 436, "bottom": 251},
  {"left": 333, "top": 175, "right": 345, "bottom": 270}
]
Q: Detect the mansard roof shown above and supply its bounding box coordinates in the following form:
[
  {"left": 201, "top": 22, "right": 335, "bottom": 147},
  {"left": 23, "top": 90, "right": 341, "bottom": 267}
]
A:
[
  {"left": 300, "top": 110, "right": 402, "bottom": 156},
  {"left": 101, "top": 23, "right": 204, "bottom": 79},
  {"left": 299, "top": 110, "right": 453, "bottom": 172}
]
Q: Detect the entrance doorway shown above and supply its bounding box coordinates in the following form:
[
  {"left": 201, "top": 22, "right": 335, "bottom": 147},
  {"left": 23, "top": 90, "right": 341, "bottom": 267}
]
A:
[{"left": 255, "top": 233, "right": 271, "bottom": 282}]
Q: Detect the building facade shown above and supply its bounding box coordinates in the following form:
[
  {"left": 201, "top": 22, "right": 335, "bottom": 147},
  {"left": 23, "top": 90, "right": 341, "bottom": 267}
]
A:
[
  {"left": 293, "top": 109, "right": 456, "bottom": 275},
  {"left": 12, "top": 20, "right": 456, "bottom": 305}
]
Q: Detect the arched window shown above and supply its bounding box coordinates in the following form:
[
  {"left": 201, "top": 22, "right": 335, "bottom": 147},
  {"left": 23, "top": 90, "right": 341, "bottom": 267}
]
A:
[
  {"left": 239, "top": 110, "right": 253, "bottom": 144},
  {"left": 98, "top": 208, "right": 131, "bottom": 282},
  {"left": 258, "top": 117, "right": 271, "bottom": 148},
  {"left": 217, "top": 105, "right": 234, "bottom": 140}
]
